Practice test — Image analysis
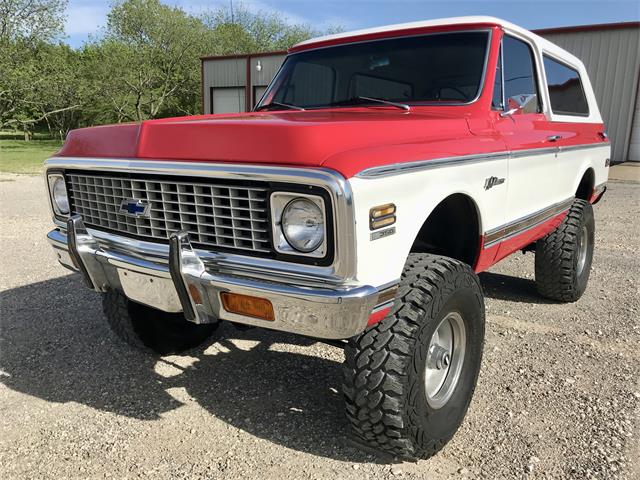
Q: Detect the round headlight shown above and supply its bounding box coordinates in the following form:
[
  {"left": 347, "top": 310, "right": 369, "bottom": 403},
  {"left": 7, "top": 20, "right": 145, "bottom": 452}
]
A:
[
  {"left": 50, "top": 176, "right": 70, "bottom": 215},
  {"left": 281, "top": 198, "right": 325, "bottom": 253}
]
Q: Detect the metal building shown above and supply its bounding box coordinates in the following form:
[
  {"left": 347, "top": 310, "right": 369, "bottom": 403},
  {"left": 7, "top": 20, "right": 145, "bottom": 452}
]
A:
[
  {"left": 200, "top": 22, "right": 640, "bottom": 163},
  {"left": 200, "top": 51, "right": 286, "bottom": 114},
  {"left": 536, "top": 22, "right": 640, "bottom": 163}
]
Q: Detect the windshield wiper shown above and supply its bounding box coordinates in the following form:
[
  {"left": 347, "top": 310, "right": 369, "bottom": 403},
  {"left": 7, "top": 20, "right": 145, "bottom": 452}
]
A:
[
  {"left": 333, "top": 96, "right": 411, "bottom": 111},
  {"left": 255, "top": 101, "right": 305, "bottom": 111}
]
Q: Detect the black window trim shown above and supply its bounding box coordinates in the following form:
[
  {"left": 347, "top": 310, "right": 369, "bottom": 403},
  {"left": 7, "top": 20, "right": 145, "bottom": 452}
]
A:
[
  {"left": 258, "top": 28, "right": 494, "bottom": 109},
  {"left": 542, "top": 52, "right": 591, "bottom": 118},
  {"left": 491, "top": 43, "right": 504, "bottom": 111},
  {"left": 500, "top": 32, "right": 545, "bottom": 115}
]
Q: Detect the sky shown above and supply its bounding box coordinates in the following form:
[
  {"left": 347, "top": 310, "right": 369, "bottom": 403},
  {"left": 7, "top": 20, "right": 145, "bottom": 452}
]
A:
[{"left": 64, "top": 0, "right": 640, "bottom": 48}]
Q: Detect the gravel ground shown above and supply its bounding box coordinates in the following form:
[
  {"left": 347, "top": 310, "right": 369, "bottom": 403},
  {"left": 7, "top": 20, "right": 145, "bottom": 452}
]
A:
[{"left": 1, "top": 174, "right": 638, "bottom": 480}]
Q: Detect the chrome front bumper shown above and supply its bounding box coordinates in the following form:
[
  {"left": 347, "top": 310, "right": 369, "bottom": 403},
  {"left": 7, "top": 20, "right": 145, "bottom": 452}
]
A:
[{"left": 48, "top": 215, "right": 380, "bottom": 339}]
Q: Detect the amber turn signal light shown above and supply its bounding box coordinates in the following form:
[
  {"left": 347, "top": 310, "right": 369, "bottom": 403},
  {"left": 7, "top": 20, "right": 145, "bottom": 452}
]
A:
[
  {"left": 220, "top": 292, "right": 275, "bottom": 321},
  {"left": 188, "top": 283, "right": 203, "bottom": 305},
  {"left": 370, "top": 203, "right": 396, "bottom": 230}
]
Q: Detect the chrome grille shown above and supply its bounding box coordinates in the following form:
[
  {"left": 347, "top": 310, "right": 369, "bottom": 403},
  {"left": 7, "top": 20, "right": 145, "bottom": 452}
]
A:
[{"left": 66, "top": 172, "right": 271, "bottom": 253}]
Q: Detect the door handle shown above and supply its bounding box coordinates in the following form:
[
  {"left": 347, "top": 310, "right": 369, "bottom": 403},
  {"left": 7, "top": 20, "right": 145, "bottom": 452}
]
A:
[{"left": 547, "top": 135, "right": 562, "bottom": 142}]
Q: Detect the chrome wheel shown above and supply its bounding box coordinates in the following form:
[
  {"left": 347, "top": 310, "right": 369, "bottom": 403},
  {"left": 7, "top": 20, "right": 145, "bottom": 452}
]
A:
[
  {"left": 424, "top": 311, "right": 466, "bottom": 409},
  {"left": 577, "top": 225, "right": 588, "bottom": 275}
]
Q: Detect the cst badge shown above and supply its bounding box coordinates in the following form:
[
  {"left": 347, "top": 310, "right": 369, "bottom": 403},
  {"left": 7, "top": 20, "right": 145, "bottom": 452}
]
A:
[{"left": 371, "top": 226, "right": 396, "bottom": 241}]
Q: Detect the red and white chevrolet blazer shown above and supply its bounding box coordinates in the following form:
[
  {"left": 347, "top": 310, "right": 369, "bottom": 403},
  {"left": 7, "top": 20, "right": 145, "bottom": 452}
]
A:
[{"left": 45, "top": 16, "right": 609, "bottom": 459}]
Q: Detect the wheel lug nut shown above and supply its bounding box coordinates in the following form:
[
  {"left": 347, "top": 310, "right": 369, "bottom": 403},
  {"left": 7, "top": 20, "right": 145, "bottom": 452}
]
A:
[{"left": 442, "top": 353, "right": 450, "bottom": 367}]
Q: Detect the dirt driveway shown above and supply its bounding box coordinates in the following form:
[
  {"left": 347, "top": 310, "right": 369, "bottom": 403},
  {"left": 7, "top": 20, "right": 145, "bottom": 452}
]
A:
[{"left": 1, "top": 174, "right": 638, "bottom": 479}]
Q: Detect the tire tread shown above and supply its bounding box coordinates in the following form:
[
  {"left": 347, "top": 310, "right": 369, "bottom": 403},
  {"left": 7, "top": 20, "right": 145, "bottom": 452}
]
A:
[
  {"left": 343, "top": 254, "right": 483, "bottom": 459},
  {"left": 535, "top": 199, "right": 594, "bottom": 302}
]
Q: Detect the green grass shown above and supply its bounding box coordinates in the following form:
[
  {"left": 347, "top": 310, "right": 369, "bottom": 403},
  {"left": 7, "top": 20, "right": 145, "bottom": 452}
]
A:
[{"left": 0, "top": 139, "right": 63, "bottom": 174}]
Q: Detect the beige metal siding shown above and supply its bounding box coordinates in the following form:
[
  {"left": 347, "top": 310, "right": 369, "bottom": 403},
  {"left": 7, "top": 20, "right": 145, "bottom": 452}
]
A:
[
  {"left": 202, "top": 58, "right": 247, "bottom": 114},
  {"left": 250, "top": 55, "right": 286, "bottom": 107},
  {"left": 250, "top": 55, "right": 286, "bottom": 87},
  {"left": 540, "top": 27, "right": 640, "bottom": 163},
  {"left": 629, "top": 85, "right": 640, "bottom": 161}
]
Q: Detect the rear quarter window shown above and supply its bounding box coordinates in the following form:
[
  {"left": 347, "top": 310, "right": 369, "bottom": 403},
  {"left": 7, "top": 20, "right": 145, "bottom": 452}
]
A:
[{"left": 543, "top": 56, "right": 589, "bottom": 116}]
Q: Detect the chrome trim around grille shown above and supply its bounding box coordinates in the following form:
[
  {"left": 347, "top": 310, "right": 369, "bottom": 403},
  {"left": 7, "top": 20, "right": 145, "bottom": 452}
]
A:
[
  {"left": 66, "top": 172, "right": 271, "bottom": 253},
  {"left": 45, "top": 157, "right": 357, "bottom": 281}
]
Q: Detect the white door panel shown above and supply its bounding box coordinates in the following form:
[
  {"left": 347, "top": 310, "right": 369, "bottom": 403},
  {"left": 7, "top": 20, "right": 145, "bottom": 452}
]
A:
[{"left": 506, "top": 149, "right": 561, "bottom": 221}]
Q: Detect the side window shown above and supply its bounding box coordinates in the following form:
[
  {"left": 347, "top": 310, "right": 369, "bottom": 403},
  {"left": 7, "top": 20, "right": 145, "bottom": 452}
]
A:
[
  {"left": 543, "top": 56, "right": 589, "bottom": 116},
  {"left": 491, "top": 46, "right": 503, "bottom": 110},
  {"left": 502, "top": 35, "right": 540, "bottom": 114}
]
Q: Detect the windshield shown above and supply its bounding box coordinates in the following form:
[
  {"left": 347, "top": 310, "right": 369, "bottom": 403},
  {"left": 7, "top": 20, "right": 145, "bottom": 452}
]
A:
[{"left": 257, "top": 30, "right": 490, "bottom": 110}]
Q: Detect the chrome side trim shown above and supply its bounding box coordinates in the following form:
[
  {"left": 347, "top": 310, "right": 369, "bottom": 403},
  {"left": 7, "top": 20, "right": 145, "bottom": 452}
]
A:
[
  {"left": 357, "top": 151, "right": 511, "bottom": 178},
  {"left": 45, "top": 157, "right": 357, "bottom": 283},
  {"left": 483, "top": 197, "right": 573, "bottom": 247},
  {"left": 509, "top": 146, "right": 558, "bottom": 159},
  {"left": 356, "top": 143, "right": 609, "bottom": 178},
  {"left": 561, "top": 143, "right": 610, "bottom": 153}
]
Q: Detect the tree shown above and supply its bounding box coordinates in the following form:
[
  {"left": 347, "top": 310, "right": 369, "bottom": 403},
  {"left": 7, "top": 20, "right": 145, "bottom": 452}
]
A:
[
  {"left": 0, "top": 0, "right": 78, "bottom": 138},
  {"left": 201, "top": 5, "right": 317, "bottom": 55},
  {"left": 0, "top": 40, "right": 82, "bottom": 138},
  {"left": 87, "top": 1, "right": 324, "bottom": 123},
  {"left": 0, "top": 0, "right": 67, "bottom": 43},
  {"left": 84, "top": 0, "right": 216, "bottom": 122},
  {"left": 0, "top": 0, "right": 340, "bottom": 135}
]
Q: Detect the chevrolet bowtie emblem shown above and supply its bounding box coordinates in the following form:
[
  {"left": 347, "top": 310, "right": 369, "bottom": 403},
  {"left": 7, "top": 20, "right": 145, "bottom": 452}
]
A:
[{"left": 120, "top": 199, "right": 150, "bottom": 218}]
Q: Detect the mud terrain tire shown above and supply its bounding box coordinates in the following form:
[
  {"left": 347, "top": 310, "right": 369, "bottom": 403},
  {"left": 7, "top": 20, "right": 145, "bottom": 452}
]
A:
[{"left": 343, "top": 254, "right": 485, "bottom": 459}]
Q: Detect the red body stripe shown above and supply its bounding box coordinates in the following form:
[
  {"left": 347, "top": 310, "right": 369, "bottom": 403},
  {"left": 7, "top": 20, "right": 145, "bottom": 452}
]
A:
[
  {"left": 367, "top": 307, "right": 392, "bottom": 327},
  {"left": 474, "top": 211, "right": 568, "bottom": 273},
  {"left": 474, "top": 241, "right": 501, "bottom": 273}
]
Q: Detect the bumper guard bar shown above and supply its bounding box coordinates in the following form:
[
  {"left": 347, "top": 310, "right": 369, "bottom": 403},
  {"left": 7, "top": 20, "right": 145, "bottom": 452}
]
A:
[{"left": 51, "top": 215, "right": 381, "bottom": 339}]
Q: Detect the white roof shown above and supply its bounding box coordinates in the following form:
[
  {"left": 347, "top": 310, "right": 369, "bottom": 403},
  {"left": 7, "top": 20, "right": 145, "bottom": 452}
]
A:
[{"left": 293, "top": 16, "right": 582, "bottom": 66}]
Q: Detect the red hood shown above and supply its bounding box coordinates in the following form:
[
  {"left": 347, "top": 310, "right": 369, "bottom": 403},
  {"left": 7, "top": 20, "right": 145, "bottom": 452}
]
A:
[{"left": 57, "top": 109, "right": 476, "bottom": 177}]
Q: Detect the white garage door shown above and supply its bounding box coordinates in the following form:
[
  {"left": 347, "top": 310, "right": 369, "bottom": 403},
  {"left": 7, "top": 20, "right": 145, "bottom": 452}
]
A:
[
  {"left": 629, "top": 86, "right": 640, "bottom": 162},
  {"left": 211, "top": 88, "right": 245, "bottom": 114}
]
